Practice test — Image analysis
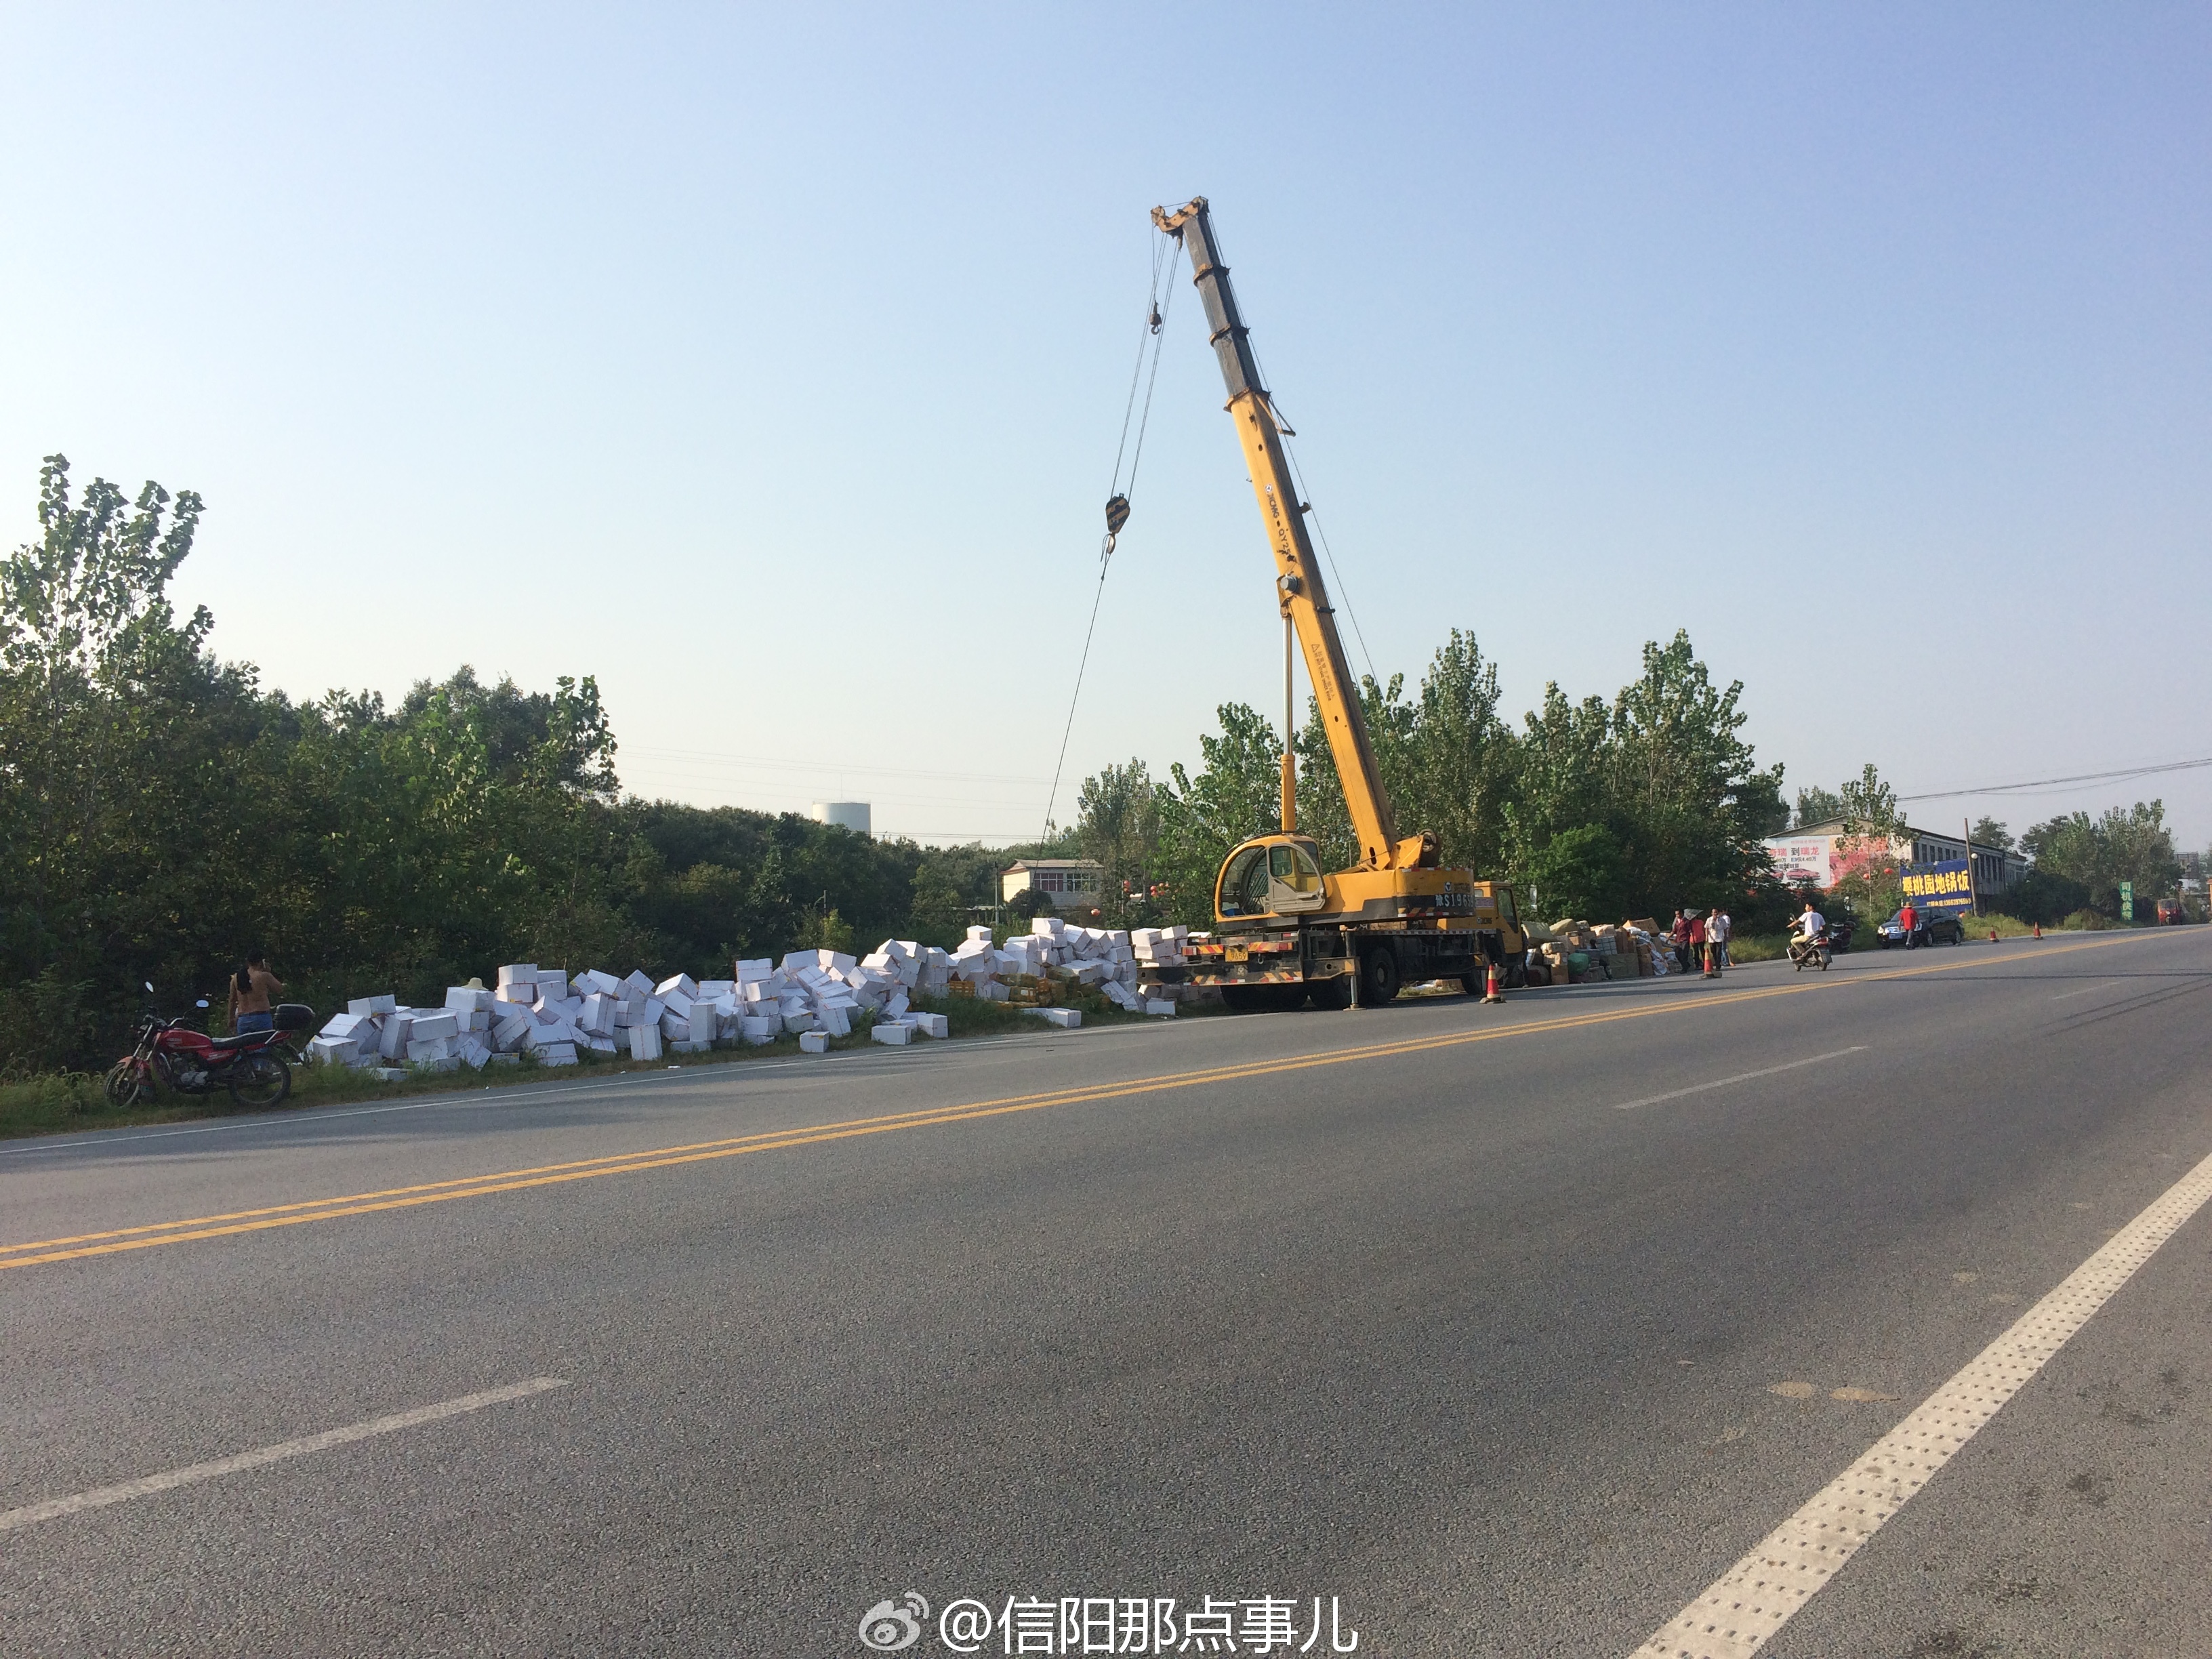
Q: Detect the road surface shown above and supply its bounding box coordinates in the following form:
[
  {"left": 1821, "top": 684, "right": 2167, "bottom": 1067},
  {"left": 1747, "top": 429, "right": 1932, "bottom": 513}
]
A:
[{"left": 3, "top": 929, "right": 2208, "bottom": 1657}]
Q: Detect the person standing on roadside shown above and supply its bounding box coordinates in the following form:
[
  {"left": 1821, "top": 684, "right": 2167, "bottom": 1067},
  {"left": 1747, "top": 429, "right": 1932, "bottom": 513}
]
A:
[
  {"left": 1687, "top": 909, "right": 1708, "bottom": 979},
  {"left": 1899, "top": 897, "right": 1919, "bottom": 949},
  {"left": 228, "top": 949, "right": 284, "bottom": 1034},
  {"left": 1706, "top": 904, "right": 1731, "bottom": 977},
  {"left": 1669, "top": 910, "right": 1692, "bottom": 975}
]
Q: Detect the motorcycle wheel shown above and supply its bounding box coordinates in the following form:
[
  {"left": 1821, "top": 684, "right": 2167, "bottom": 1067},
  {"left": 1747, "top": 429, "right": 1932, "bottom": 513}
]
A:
[
  {"left": 104, "top": 1061, "right": 151, "bottom": 1109},
  {"left": 228, "top": 1051, "right": 292, "bottom": 1109}
]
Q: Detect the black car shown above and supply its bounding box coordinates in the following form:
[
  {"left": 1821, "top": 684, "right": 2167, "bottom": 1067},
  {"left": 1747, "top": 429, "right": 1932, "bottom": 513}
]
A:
[{"left": 1877, "top": 910, "right": 1965, "bottom": 948}]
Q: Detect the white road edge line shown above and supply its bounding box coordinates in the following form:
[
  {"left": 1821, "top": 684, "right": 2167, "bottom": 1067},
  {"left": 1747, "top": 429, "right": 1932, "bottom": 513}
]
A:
[
  {"left": 1612, "top": 1048, "right": 1866, "bottom": 1111},
  {"left": 0, "top": 1377, "right": 567, "bottom": 1534},
  {"left": 2049, "top": 981, "right": 2116, "bottom": 1000},
  {"left": 1631, "top": 1142, "right": 2212, "bottom": 1659}
]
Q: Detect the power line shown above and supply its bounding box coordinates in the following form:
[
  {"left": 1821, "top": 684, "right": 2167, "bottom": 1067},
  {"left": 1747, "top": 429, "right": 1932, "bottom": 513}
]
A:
[{"left": 1898, "top": 755, "right": 2212, "bottom": 804}]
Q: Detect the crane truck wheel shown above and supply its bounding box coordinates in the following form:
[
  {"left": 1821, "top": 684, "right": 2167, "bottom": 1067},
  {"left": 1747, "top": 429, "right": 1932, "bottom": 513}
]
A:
[
  {"left": 1309, "top": 977, "right": 1352, "bottom": 1010},
  {"left": 1358, "top": 946, "right": 1402, "bottom": 1005}
]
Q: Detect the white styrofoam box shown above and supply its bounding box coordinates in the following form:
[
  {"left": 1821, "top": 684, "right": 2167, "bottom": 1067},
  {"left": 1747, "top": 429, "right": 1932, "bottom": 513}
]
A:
[
  {"left": 1030, "top": 1008, "right": 1082, "bottom": 1029},
  {"left": 823, "top": 949, "right": 858, "bottom": 975},
  {"left": 782, "top": 1010, "right": 817, "bottom": 1034},
  {"left": 535, "top": 972, "right": 571, "bottom": 1002},
  {"left": 406, "top": 1036, "right": 455, "bottom": 1063},
  {"left": 581, "top": 1034, "right": 617, "bottom": 1056},
  {"left": 1144, "top": 1000, "right": 1177, "bottom": 1017},
  {"left": 575, "top": 968, "right": 623, "bottom": 997},
  {"left": 780, "top": 951, "right": 816, "bottom": 976},
  {"left": 495, "top": 964, "right": 538, "bottom": 986},
  {"left": 697, "top": 979, "right": 734, "bottom": 1000},
  {"left": 977, "top": 980, "right": 1008, "bottom": 1001},
  {"left": 1102, "top": 981, "right": 1138, "bottom": 1010},
  {"left": 895, "top": 957, "right": 920, "bottom": 988},
  {"left": 620, "top": 969, "right": 655, "bottom": 1000},
  {"left": 1072, "top": 962, "right": 1107, "bottom": 985},
  {"left": 408, "top": 1011, "right": 460, "bottom": 1043},
  {"left": 346, "top": 994, "right": 398, "bottom": 1017},
  {"left": 529, "top": 1020, "right": 578, "bottom": 1048},
  {"left": 578, "top": 994, "right": 615, "bottom": 1038},
  {"left": 1031, "top": 917, "right": 1065, "bottom": 939},
  {"left": 740, "top": 1016, "right": 778, "bottom": 1044},
  {"left": 777, "top": 996, "right": 808, "bottom": 1019},
  {"left": 445, "top": 986, "right": 494, "bottom": 1013},
  {"left": 869, "top": 1022, "right": 911, "bottom": 1046},
  {"left": 966, "top": 925, "right": 994, "bottom": 945},
  {"left": 1169, "top": 925, "right": 1189, "bottom": 941},
  {"left": 307, "top": 1038, "right": 359, "bottom": 1066},
  {"left": 817, "top": 1004, "right": 851, "bottom": 1038},
  {"left": 659, "top": 1011, "right": 689, "bottom": 1042},
  {"left": 798, "top": 1030, "right": 830, "bottom": 1054},
  {"left": 535, "top": 1044, "right": 578, "bottom": 1067},
  {"left": 458, "top": 1008, "right": 489, "bottom": 1031},
  {"left": 861, "top": 951, "right": 895, "bottom": 972},
  {"left": 378, "top": 1015, "right": 413, "bottom": 1060},
  {"left": 735, "top": 958, "right": 774, "bottom": 983},
  {"left": 884, "top": 991, "right": 909, "bottom": 1017},
  {"left": 457, "top": 1037, "right": 491, "bottom": 1069},
  {"left": 876, "top": 939, "right": 909, "bottom": 962},
  {"left": 493, "top": 1013, "right": 532, "bottom": 1052},
  {"left": 659, "top": 987, "right": 694, "bottom": 1020},
  {"left": 624, "top": 1023, "right": 662, "bottom": 1061},
  {"left": 611, "top": 999, "right": 642, "bottom": 1027},
  {"left": 686, "top": 1002, "right": 716, "bottom": 1044},
  {"left": 321, "top": 1011, "right": 373, "bottom": 1040},
  {"left": 496, "top": 987, "right": 537, "bottom": 1012},
  {"left": 908, "top": 1012, "right": 948, "bottom": 1039},
  {"left": 655, "top": 973, "right": 699, "bottom": 1000}
]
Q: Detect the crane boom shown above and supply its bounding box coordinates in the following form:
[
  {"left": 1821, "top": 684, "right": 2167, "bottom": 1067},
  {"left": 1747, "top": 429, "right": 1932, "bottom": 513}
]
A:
[{"left": 1152, "top": 197, "right": 1409, "bottom": 872}]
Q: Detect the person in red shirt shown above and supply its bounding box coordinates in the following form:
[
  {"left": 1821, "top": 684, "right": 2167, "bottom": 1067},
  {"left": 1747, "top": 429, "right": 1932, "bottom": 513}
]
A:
[
  {"left": 1899, "top": 899, "right": 1919, "bottom": 949},
  {"left": 1687, "top": 911, "right": 1708, "bottom": 977}
]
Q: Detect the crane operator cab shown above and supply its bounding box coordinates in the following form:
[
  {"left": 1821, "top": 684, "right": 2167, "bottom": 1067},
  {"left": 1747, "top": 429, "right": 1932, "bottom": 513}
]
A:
[{"left": 1216, "top": 835, "right": 1329, "bottom": 920}]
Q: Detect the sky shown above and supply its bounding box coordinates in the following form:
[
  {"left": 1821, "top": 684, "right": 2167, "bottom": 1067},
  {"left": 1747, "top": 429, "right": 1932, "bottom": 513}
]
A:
[{"left": 4, "top": 4, "right": 2208, "bottom": 849}]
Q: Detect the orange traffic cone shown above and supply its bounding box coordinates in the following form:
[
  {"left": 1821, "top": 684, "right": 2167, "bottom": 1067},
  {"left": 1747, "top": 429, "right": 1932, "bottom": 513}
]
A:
[
  {"left": 2033, "top": 922, "right": 2043, "bottom": 939},
  {"left": 1989, "top": 928, "right": 1998, "bottom": 942},
  {"left": 1483, "top": 962, "right": 1504, "bottom": 1004}
]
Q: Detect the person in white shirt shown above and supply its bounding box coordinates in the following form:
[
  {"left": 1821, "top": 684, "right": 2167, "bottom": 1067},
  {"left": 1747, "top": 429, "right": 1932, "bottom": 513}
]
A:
[
  {"left": 1794, "top": 901, "right": 1826, "bottom": 939},
  {"left": 1704, "top": 905, "right": 1732, "bottom": 977}
]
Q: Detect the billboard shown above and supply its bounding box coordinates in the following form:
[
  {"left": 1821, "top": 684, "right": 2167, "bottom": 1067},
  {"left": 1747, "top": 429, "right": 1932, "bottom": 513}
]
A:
[
  {"left": 1900, "top": 859, "right": 1974, "bottom": 915},
  {"left": 1765, "top": 835, "right": 1842, "bottom": 888}
]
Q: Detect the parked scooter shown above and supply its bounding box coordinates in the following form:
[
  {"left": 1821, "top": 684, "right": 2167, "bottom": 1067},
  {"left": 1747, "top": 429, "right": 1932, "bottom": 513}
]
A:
[
  {"left": 104, "top": 983, "right": 314, "bottom": 1109},
  {"left": 1787, "top": 930, "right": 1832, "bottom": 972}
]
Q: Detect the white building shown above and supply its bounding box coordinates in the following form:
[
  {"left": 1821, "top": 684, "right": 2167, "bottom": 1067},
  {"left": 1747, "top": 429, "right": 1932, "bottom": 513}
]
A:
[
  {"left": 1000, "top": 858, "right": 1105, "bottom": 909},
  {"left": 1763, "top": 819, "right": 2026, "bottom": 897},
  {"left": 810, "top": 802, "right": 871, "bottom": 835}
]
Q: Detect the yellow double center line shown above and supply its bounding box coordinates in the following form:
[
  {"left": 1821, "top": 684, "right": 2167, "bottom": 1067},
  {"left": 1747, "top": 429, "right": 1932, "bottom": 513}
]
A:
[{"left": 0, "top": 933, "right": 2150, "bottom": 1273}]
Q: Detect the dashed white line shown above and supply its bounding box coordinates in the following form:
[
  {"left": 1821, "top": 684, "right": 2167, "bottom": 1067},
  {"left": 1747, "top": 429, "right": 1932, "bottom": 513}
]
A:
[
  {"left": 1611, "top": 1048, "right": 1866, "bottom": 1111},
  {"left": 1630, "top": 1142, "right": 2212, "bottom": 1658},
  {"left": 0, "top": 1378, "right": 567, "bottom": 1534}
]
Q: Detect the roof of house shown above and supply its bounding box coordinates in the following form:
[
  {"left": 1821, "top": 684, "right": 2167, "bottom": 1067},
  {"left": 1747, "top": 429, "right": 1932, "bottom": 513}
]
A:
[
  {"left": 1000, "top": 857, "right": 1103, "bottom": 872},
  {"left": 1766, "top": 819, "right": 2022, "bottom": 858}
]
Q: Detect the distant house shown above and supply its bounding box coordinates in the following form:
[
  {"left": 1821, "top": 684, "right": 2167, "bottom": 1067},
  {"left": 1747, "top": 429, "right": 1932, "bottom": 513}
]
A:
[
  {"left": 1761, "top": 819, "right": 2027, "bottom": 899},
  {"left": 1000, "top": 858, "right": 1105, "bottom": 908}
]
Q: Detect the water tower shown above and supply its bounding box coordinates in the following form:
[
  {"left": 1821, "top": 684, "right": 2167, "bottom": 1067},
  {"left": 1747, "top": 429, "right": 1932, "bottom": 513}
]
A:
[{"left": 811, "top": 802, "right": 872, "bottom": 836}]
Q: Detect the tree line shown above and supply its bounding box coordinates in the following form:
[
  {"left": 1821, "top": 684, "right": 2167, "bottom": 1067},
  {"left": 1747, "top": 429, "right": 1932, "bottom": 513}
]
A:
[{"left": 0, "top": 457, "right": 1015, "bottom": 1075}]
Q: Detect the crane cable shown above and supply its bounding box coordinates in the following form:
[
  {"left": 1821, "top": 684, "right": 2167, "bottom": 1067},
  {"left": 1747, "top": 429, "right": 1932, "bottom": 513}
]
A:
[{"left": 1038, "top": 232, "right": 1184, "bottom": 843}]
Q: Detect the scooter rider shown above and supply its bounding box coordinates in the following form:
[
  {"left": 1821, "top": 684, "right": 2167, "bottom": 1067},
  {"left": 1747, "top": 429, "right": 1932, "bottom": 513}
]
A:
[{"left": 1790, "top": 899, "right": 1827, "bottom": 964}]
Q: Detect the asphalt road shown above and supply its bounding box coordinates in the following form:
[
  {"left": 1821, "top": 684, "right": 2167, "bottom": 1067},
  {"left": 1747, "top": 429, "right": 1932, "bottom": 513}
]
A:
[{"left": 3, "top": 929, "right": 2209, "bottom": 1658}]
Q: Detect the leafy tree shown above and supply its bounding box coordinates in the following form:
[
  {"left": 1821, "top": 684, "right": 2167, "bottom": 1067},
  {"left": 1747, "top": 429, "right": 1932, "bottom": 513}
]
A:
[
  {"left": 1838, "top": 763, "right": 1901, "bottom": 838},
  {"left": 1522, "top": 823, "right": 1628, "bottom": 922},
  {"left": 2020, "top": 802, "right": 2179, "bottom": 918},
  {"left": 1076, "top": 759, "right": 1161, "bottom": 925},
  {"left": 1971, "top": 816, "right": 2013, "bottom": 853},
  {"left": 1794, "top": 785, "right": 1845, "bottom": 827},
  {"left": 1155, "top": 703, "right": 1282, "bottom": 925}
]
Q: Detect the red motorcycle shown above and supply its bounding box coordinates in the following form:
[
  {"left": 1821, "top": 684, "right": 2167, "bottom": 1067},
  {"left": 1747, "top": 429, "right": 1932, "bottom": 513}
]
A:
[{"left": 104, "top": 983, "right": 316, "bottom": 1109}]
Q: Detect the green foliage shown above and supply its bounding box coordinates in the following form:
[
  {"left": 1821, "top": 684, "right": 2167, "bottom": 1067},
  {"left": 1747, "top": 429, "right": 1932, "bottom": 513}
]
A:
[
  {"left": 2019, "top": 802, "right": 2179, "bottom": 918},
  {"left": 1153, "top": 702, "right": 1282, "bottom": 925},
  {"left": 1521, "top": 824, "right": 1628, "bottom": 922},
  {"left": 1838, "top": 762, "right": 1901, "bottom": 838},
  {"left": 1971, "top": 816, "right": 2013, "bottom": 853},
  {"left": 1793, "top": 785, "right": 1844, "bottom": 828},
  {"left": 1076, "top": 758, "right": 1162, "bottom": 926}
]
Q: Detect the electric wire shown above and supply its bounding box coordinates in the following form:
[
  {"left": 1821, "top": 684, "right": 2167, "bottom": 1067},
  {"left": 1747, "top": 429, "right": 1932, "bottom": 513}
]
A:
[{"left": 1898, "top": 754, "right": 2212, "bottom": 802}]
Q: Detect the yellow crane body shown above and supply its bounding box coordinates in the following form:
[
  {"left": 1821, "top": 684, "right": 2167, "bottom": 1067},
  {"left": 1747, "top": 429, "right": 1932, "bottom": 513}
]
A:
[{"left": 1151, "top": 197, "right": 1528, "bottom": 1009}]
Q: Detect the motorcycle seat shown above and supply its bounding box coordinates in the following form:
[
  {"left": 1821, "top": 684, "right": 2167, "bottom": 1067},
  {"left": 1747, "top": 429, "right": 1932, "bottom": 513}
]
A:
[{"left": 207, "top": 1031, "right": 275, "bottom": 1050}]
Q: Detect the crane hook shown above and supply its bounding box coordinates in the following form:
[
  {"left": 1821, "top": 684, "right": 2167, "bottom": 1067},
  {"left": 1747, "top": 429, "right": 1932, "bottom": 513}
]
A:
[
  {"left": 1104, "top": 494, "right": 1130, "bottom": 538},
  {"left": 1148, "top": 304, "right": 1162, "bottom": 335}
]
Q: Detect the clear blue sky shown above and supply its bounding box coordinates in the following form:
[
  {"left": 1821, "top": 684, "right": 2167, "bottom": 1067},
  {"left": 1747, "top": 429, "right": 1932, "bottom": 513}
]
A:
[{"left": 5, "top": 5, "right": 2207, "bottom": 848}]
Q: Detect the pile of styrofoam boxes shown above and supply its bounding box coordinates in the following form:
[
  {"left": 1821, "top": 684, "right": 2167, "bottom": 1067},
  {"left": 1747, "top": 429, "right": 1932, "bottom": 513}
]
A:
[
  {"left": 309, "top": 988, "right": 511, "bottom": 1075},
  {"left": 1129, "top": 925, "right": 1190, "bottom": 1017},
  {"left": 730, "top": 943, "right": 955, "bottom": 1052}
]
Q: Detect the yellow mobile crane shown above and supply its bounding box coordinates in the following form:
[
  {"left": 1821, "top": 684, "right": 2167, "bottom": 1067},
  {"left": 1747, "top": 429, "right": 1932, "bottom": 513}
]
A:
[{"left": 1151, "top": 197, "right": 1528, "bottom": 1010}]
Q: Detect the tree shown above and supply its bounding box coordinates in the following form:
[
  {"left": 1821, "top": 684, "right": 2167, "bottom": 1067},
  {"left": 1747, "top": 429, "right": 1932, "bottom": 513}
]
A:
[
  {"left": 1837, "top": 764, "right": 1901, "bottom": 838},
  {"left": 1970, "top": 816, "right": 2013, "bottom": 853},
  {"left": 1154, "top": 703, "right": 1282, "bottom": 925},
  {"left": 1076, "top": 759, "right": 1161, "bottom": 926},
  {"left": 1794, "top": 786, "right": 1845, "bottom": 828},
  {"left": 2021, "top": 802, "right": 2180, "bottom": 918}
]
